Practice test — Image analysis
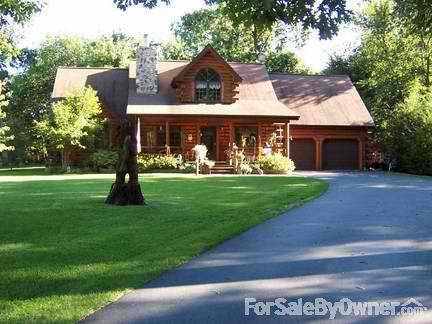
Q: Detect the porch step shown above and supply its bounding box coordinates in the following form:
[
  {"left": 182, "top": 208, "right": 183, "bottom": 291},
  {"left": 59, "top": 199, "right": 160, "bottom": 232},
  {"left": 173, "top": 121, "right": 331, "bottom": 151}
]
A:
[{"left": 210, "top": 162, "right": 234, "bottom": 174}]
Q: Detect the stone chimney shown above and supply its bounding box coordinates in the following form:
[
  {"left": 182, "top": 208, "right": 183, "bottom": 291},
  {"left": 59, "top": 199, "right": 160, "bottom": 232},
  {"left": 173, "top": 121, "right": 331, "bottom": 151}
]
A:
[{"left": 136, "top": 35, "right": 158, "bottom": 95}]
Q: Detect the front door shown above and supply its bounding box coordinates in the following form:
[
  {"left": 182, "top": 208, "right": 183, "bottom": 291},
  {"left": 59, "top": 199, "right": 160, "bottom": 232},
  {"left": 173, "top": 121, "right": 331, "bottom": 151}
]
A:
[{"left": 200, "top": 127, "right": 217, "bottom": 160}]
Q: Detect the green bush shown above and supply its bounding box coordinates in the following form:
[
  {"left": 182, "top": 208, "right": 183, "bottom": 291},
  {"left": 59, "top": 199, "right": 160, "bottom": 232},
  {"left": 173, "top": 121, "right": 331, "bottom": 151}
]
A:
[
  {"left": 179, "top": 162, "right": 197, "bottom": 173},
  {"left": 256, "top": 153, "right": 295, "bottom": 174},
  {"left": 88, "top": 150, "right": 117, "bottom": 171},
  {"left": 137, "top": 154, "right": 178, "bottom": 172},
  {"left": 386, "top": 81, "right": 432, "bottom": 175}
]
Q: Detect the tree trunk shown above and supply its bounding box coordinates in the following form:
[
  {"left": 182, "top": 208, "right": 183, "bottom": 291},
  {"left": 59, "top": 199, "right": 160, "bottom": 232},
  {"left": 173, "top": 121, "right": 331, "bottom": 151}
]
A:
[
  {"left": 251, "top": 24, "right": 260, "bottom": 61},
  {"left": 105, "top": 120, "right": 145, "bottom": 206},
  {"left": 426, "top": 54, "right": 431, "bottom": 87},
  {"left": 61, "top": 148, "right": 70, "bottom": 170},
  {"left": 105, "top": 174, "right": 145, "bottom": 206}
]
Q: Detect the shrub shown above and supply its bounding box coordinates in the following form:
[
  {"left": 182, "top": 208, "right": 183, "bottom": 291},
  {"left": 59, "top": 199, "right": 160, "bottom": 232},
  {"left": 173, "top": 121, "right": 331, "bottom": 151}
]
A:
[
  {"left": 137, "top": 153, "right": 178, "bottom": 172},
  {"left": 256, "top": 153, "right": 295, "bottom": 174},
  {"left": 386, "top": 81, "right": 432, "bottom": 175},
  {"left": 179, "top": 162, "right": 196, "bottom": 173},
  {"left": 239, "top": 163, "right": 253, "bottom": 174},
  {"left": 251, "top": 163, "right": 264, "bottom": 175},
  {"left": 88, "top": 150, "right": 117, "bottom": 171}
]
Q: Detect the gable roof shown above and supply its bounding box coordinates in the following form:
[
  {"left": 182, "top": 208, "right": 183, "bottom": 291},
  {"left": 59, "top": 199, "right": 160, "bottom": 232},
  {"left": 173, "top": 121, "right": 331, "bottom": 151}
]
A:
[
  {"left": 171, "top": 45, "right": 242, "bottom": 86},
  {"left": 127, "top": 61, "right": 300, "bottom": 118},
  {"left": 51, "top": 58, "right": 373, "bottom": 126},
  {"left": 270, "top": 74, "right": 374, "bottom": 127},
  {"left": 52, "top": 67, "right": 129, "bottom": 119}
]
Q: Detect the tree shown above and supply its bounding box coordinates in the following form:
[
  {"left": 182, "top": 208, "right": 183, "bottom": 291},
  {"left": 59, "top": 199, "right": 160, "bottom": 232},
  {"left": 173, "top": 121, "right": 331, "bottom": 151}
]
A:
[
  {"left": 35, "top": 87, "right": 103, "bottom": 168},
  {"left": 0, "top": 0, "right": 43, "bottom": 74},
  {"left": 265, "top": 51, "right": 310, "bottom": 74},
  {"left": 115, "top": 0, "right": 351, "bottom": 55},
  {"left": 162, "top": 7, "right": 272, "bottom": 62},
  {"left": 386, "top": 81, "right": 432, "bottom": 175},
  {"left": 0, "top": 80, "right": 13, "bottom": 152},
  {"left": 322, "top": 0, "right": 432, "bottom": 174},
  {"left": 394, "top": 0, "right": 432, "bottom": 86},
  {"left": 162, "top": 7, "right": 309, "bottom": 73},
  {"left": 205, "top": 0, "right": 352, "bottom": 40},
  {"left": 326, "top": 0, "right": 420, "bottom": 130},
  {"left": 6, "top": 34, "right": 138, "bottom": 161},
  {"left": 113, "top": 0, "right": 169, "bottom": 10}
]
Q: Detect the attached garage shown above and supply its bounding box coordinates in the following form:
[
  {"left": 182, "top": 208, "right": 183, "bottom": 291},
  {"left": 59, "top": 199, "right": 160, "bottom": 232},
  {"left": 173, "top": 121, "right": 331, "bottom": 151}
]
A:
[
  {"left": 323, "top": 139, "right": 359, "bottom": 170},
  {"left": 290, "top": 138, "right": 316, "bottom": 170}
]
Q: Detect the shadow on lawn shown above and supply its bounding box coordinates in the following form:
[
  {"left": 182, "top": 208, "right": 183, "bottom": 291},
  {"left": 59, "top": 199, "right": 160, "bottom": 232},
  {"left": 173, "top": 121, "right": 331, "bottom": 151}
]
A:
[
  {"left": 80, "top": 172, "right": 432, "bottom": 323},
  {"left": 1, "top": 175, "right": 327, "bottom": 323},
  {"left": 5, "top": 173, "right": 432, "bottom": 323}
]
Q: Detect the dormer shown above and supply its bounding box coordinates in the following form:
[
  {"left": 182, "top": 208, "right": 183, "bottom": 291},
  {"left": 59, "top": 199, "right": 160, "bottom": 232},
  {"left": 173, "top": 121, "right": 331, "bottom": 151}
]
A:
[{"left": 171, "top": 45, "right": 242, "bottom": 104}]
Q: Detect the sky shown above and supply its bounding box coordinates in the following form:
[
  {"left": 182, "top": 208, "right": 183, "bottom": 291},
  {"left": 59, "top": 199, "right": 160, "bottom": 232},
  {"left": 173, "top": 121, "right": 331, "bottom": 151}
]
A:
[{"left": 20, "top": 0, "right": 365, "bottom": 72}]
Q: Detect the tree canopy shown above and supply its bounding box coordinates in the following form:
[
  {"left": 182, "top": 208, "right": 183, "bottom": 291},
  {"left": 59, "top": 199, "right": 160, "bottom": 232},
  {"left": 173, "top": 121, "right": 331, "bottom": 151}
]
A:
[
  {"left": 6, "top": 34, "right": 138, "bottom": 161},
  {"left": 113, "top": 0, "right": 169, "bottom": 10},
  {"left": 114, "top": 0, "right": 351, "bottom": 41},
  {"left": 35, "top": 86, "right": 103, "bottom": 167},
  {"left": 265, "top": 51, "right": 309, "bottom": 74},
  {"left": 0, "top": 80, "right": 13, "bottom": 152},
  {"left": 0, "top": 0, "right": 43, "bottom": 75},
  {"left": 162, "top": 7, "right": 310, "bottom": 74},
  {"left": 323, "top": 0, "right": 432, "bottom": 174},
  {"left": 206, "top": 0, "right": 351, "bottom": 40},
  {"left": 386, "top": 81, "right": 432, "bottom": 175},
  {"left": 393, "top": 0, "right": 432, "bottom": 86},
  {"left": 162, "top": 7, "right": 272, "bottom": 62}
]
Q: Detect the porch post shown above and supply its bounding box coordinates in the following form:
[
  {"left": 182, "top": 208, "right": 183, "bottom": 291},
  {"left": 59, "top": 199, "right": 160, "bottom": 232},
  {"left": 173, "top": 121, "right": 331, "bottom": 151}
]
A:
[
  {"left": 358, "top": 138, "right": 363, "bottom": 170},
  {"left": 229, "top": 122, "right": 233, "bottom": 145},
  {"left": 165, "top": 121, "right": 170, "bottom": 155},
  {"left": 285, "top": 122, "right": 290, "bottom": 158},
  {"left": 216, "top": 127, "right": 220, "bottom": 161},
  {"left": 136, "top": 117, "right": 141, "bottom": 154},
  {"left": 257, "top": 124, "right": 262, "bottom": 156},
  {"left": 196, "top": 124, "right": 200, "bottom": 144},
  {"left": 315, "top": 138, "right": 323, "bottom": 170}
]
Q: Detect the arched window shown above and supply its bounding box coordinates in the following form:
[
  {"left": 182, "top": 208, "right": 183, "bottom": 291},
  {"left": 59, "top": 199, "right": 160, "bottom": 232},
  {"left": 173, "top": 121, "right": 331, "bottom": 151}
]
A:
[{"left": 195, "top": 68, "right": 221, "bottom": 103}]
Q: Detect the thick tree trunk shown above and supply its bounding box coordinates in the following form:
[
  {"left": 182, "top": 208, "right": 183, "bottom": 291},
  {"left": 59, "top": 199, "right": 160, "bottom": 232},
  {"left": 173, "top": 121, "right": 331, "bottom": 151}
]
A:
[
  {"left": 105, "top": 178, "right": 144, "bottom": 205},
  {"left": 105, "top": 120, "right": 145, "bottom": 206}
]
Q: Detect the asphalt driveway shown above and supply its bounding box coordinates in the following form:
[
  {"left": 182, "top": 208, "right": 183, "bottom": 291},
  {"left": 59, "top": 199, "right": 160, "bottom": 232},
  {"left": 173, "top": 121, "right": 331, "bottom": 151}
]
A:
[{"left": 83, "top": 172, "right": 432, "bottom": 324}]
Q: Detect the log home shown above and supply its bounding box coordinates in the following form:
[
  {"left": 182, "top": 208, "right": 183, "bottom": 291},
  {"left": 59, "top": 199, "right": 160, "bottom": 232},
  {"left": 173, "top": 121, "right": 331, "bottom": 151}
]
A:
[{"left": 52, "top": 44, "right": 374, "bottom": 171}]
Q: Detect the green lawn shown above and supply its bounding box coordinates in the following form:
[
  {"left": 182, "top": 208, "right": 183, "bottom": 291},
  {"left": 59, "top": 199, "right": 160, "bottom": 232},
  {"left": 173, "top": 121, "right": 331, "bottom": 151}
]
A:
[
  {"left": 0, "top": 172, "right": 327, "bottom": 323},
  {"left": 0, "top": 167, "right": 48, "bottom": 176}
]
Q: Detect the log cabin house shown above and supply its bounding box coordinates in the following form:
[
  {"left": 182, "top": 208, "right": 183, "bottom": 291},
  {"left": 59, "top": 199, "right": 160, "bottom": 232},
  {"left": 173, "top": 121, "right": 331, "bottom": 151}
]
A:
[{"left": 52, "top": 44, "right": 374, "bottom": 171}]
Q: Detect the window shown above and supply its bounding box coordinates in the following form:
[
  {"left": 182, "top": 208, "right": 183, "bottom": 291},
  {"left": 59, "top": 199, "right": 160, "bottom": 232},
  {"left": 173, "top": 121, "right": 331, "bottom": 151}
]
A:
[
  {"left": 235, "top": 127, "right": 258, "bottom": 148},
  {"left": 195, "top": 68, "right": 221, "bottom": 103},
  {"left": 141, "top": 125, "right": 182, "bottom": 148},
  {"left": 142, "top": 126, "right": 166, "bottom": 147},
  {"left": 170, "top": 126, "right": 182, "bottom": 147}
]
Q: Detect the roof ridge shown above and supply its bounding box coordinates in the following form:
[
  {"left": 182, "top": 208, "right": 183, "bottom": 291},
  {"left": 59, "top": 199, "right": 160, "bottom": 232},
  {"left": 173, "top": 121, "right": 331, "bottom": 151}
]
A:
[
  {"left": 227, "top": 61, "right": 264, "bottom": 66},
  {"left": 157, "top": 60, "right": 265, "bottom": 66},
  {"left": 57, "top": 66, "right": 128, "bottom": 70},
  {"left": 157, "top": 60, "right": 190, "bottom": 63},
  {"left": 270, "top": 72, "right": 350, "bottom": 78}
]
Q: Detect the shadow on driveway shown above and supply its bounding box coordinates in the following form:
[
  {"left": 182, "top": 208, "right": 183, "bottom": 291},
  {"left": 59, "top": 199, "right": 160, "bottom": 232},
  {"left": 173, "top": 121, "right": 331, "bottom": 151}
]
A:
[{"left": 82, "top": 172, "right": 432, "bottom": 324}]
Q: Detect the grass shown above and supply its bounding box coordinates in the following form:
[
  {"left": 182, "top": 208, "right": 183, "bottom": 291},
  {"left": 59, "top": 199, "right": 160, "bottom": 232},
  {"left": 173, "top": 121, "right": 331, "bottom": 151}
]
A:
[
  {"left": 0, "top": 167, "right": 48, "bottom": 176},
  {"left": 0, "top": 171, "right": 327, "bottom": 323}
]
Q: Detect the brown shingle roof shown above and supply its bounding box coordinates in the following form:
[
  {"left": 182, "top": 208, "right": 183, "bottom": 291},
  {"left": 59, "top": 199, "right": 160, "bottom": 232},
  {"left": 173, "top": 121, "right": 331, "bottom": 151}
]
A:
[
  {"left": 51, "top": 64, "right": 373, "bottom": 126},
  {"left": 52, "top": 67, "right": 129, "bottom": 119},
  {"left": 270, "top": 74, "right": 374, "bottom": 126},
  {"left": 127, "top": 61, "right": 299, "bottom": 118}
]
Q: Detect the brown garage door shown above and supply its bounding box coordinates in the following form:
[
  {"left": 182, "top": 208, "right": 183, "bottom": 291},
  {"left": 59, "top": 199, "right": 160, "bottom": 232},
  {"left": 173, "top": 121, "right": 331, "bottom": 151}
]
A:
[
  {"left": 323, "top": 139, "right": 359, "bottom": 170},
  {"left": 290, "top": 138, "right": 316, "bottom": 170}
]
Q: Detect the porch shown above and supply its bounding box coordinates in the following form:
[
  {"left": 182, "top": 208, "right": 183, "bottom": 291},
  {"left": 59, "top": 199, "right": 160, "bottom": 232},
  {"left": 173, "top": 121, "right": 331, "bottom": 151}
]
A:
[{"left": 136, "top": 116, "right": 292, "bottom": 163}]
